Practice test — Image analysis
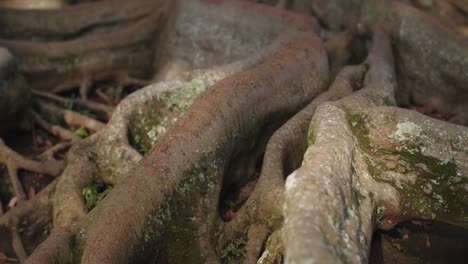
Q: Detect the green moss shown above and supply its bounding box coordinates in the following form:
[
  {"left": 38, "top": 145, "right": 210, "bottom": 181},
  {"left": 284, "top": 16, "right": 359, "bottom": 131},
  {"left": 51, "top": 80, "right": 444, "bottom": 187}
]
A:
[
  {"left": 366, "top": 145, "right": 465, "bottom": 223},
  {"left": 308, "top": 130, "right": 316, "bottom": 145},
  {"left": 394, "top": 150, "right": 457, "bottom": 178},
  {"left": 365, "top": 158, "right": 382, "bottom": 178},
  {"left": 221, "top": 237, "right": 247, "bottom": 264},
  {"left": 74, "top": 126, "right": 88, "bottom": 138},
  {"left": 158, "top": 80, "right": 206, "bottom": 111},
  {"left": 394, "top": 150, "right": 464, "bottom": 221},
  {"left": 383, "top": 96, "right": 394, "bottom": 106},
  {"left": 347, "top": 107, "right": 465, "bottom": 224},
  {"left": 129, "top": 80, "right": 207, "bottom": 156},
  {"left": 347, "top": 112, "right": 371, "bottom": 150},
  {"left": 70, "top": 234, "right": 86, "bottom": 264},
  {"left": 99, "top": 167, "right": 114, "bottom": 183},
  {"left": 137, "top": 154, "right": 219, "bottom": 262},
  {"left": 82, "top": 182, "right": 112, "bottom": 211},
  {"left": 128, "top": 110, "right": 165, "bottom": 155}
]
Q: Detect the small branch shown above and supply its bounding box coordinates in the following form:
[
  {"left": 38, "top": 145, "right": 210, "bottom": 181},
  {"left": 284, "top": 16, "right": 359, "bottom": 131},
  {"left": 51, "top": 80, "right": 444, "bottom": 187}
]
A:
[
  {"left": 79, "top": 78, "right": 92, "bottom": 100},
  {"left": 11, "top": 231, "right": 27, "bottom": 263},
  {"left": 122, "top": 76, "right": 149, "bottom": 88},
  {"left": 95, "top": 88, "right": 114, "bottom": 105},
  {"left": 32, "top": 89, "right": 113, "bottom": 120},
  {"left": 37, "top": 102, "right": 105, "bottom": 132},
  {"left": 0, "top": 256, "right": 18, "bottom": 263},
  {"left": 40, "top": 142, "right": 72, "bottom": 161},
  {"left": 32, "top": 111, "right": 81, "bottom": 142},
  {"left": 0, "top": 139, "right": 64, "bottom": 177},
  {"left": 6, "top": 163, "right": 26, "bottom": 202}
]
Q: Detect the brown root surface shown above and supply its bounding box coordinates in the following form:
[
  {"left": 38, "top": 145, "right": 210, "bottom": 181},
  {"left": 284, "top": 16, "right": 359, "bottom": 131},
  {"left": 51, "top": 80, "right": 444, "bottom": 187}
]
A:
[{"left": 0, "top": 0, "right": 466, "bottom": 263}]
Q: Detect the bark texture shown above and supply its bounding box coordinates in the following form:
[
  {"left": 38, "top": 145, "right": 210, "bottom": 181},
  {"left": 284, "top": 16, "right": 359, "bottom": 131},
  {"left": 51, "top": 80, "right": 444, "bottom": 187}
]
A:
[{"left": 0, "top": 0, "right": 466, "bottom": 263}]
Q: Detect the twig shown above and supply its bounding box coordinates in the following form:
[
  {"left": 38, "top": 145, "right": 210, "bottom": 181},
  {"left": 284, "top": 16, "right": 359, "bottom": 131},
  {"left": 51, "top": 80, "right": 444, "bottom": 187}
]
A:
[
  {"left": 40, "top": 142, "right": 72, "bottom": 161},
  {"left": 37, "top": 102, "right": 105, "bottom": 132},
  {"left": 0, "top": 256, "right": 18, "bottom": 263},
  {"left": 6, "top": 163, "right": 26, "bottom": 201},
  {"left": 32, "top": 111, "right": 81, "bottom": 142},
  {"left": 0, "top": 139, "right": 64, "bottom": 177},
  {"left": 11, "top": 231, "right": 27, "bottom": 263},
  {"left": 79, "top": 78, "right": 92, "bottom": 100},
  {"left": 32, "top": 89, "right": 113, "bottom": 120},
  {"left": 95, "top": 88, "right": 114, "bottom": 105}
]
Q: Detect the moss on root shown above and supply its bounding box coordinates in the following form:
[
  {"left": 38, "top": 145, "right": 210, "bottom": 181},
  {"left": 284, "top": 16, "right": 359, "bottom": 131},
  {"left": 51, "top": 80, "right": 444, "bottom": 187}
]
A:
[
  {"left": 348, "top": 110, "right": 466, "bottom": 224},
  {"left": 82, "top": 182, "right": 112, "bottom": 211},
  {"left": 347, "top": 112, "right": 372, "bottom": 149},
  {"left": 128, "top": 80, "right": 208, "bottom": 156},
  {"left": 364, "top": 144, "right": 465, "bottom": 224},
  {"left": 128, "top": 109, "right": 165, "bottom": 155},
  {"left": 71, "top": 233, "right": 86, "bottom": 264},
  {"left": 221, "top": 237, "right": 247, "bottom": 264},
  {"left": 395, "top": 149, "right": 465, "bottom": 223},
  {"left": 157, "top": 79, "right": 207, "bottom": 112},
  {"left": 135, "top": 154, "right": 220, "bottom": 263}
]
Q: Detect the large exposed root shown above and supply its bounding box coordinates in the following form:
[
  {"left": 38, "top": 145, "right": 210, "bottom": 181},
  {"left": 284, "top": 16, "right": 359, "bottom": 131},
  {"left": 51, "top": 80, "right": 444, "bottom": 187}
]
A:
[
  {"left": 284, "top": 26, "right": 467, "bottom": 263},
  {"left": 0, "top": 0, "right": 172, "bottom": 94},
  {"left": 0, "top": 0, "right": 467, "bottom": 263},
  {"left": 23, "top": 1, "right": 328, "bottom": 262},
  {"left": 219, "top": 62, "right": 366, "bottom": 257}
]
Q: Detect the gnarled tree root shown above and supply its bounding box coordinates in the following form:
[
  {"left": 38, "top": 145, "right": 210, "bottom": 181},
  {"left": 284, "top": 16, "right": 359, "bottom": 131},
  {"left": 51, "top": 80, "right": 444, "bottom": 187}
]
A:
[
  {"left": 284, "top": 29, "right": 467, "bottom": 262},
  {"left": 25, "top": 4, "right": 328, "bottom": 264},
  {"left": 0, "top": 0, "right": 171, "bottom": 94},
  {"left": 1, "top": 0, "right": 467, "bottom": 263}
]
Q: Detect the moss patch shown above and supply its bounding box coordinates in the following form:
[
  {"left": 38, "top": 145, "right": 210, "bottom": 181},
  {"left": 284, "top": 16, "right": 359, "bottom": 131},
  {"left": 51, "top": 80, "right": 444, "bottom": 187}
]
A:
[
  {"left": 394, "top": 149, "right": 465, "bottom": 222},
  {"left": 365, "top": 146, "right": 466, "bottom": 224},
  {"left": 136, "top": 154, "right": 220, "bottom": 263},
  {"left": 221, "top": 237, "right": 247, "bottom": 264},
  {"left": 347, "top": 112, "right": 372, "bottom": 149},
  {"left": 383, "top": 96, "right": 394, "bottom": 106},
  {"left": 82, "top": 182, "right": 112, "bottom": 211},
  {"left": 157, "top": 79, "right": 206, "bottom": 111},
  {"left": 128, "top": 109, "right": 165, "bottom": 155},
  {"left": 349, "top": 110, "right": 466, "bottom": 224}
]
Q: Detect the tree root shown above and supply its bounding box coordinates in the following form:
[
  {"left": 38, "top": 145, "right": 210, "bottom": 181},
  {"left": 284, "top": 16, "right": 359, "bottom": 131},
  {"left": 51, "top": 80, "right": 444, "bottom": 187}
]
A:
[
  {"left": 284, "top": 26, "right": 468, "bottom": 262},
  {"left": 257, "top": 230, "right": 284, "bottom": 264},
  {"left": 0, "top": 180, "right": 56, "bottom": 261},
  {"left": 32, "top": 111, "right": 80, "bottom": 142},
  {"left": 0, "top": 139, "right": 63, "bottom": 201},
  {"left": 35, "top": 102, "right": 105, "bottom": 132},
  {"left": 23, "top": 1, "right": 328, "bottom": 262},
  {"left": 0, "top": 0, "right": 164, "bottom": 38},
  {"left": 0, "top": 0, "right": 466, "bottom": 263},
  {"left": 0, "top": 0, "right": 172, "bottom": 94},
  {"left": 32, "top": 90, "right": 113, "bottom": 121},
  {"left": 219, "top": 57, "right": 366, "bottom": 255}
]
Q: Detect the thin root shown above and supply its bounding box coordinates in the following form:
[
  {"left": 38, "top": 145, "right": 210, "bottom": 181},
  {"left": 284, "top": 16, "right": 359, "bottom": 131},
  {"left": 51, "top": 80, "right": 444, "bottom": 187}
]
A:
[
  {"left": 32, "top": 111, "right": 80, "bottom": 142},
  {"left": 37, "top": 102, "right": 105, "bottom": 132},
  {"left": 11, "top": 231, "right": 27, "bottom": 263},
  {"left": 0, "top": 139, "right": 64, "bottom": 178},
  {"left": 32, "top": 90, "right": 113, "bottom": 121}
]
